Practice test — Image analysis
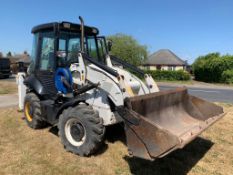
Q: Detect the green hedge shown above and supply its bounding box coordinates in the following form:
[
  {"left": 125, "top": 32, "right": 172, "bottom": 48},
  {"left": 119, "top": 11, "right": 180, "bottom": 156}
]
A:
[
  {"left": 221, "top": 69, "right": 233, "bottom": 84},
  {"left": 192, "top": 53, "right": 233, "bottom": 83},
  {"left": 145, "top": 70, "right": 191, "bottom": 81}
]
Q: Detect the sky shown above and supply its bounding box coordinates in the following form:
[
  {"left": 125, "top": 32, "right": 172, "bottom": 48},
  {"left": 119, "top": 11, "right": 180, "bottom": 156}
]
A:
[{"left": 0, "top": 0, "right": 233, "bottom": 63}]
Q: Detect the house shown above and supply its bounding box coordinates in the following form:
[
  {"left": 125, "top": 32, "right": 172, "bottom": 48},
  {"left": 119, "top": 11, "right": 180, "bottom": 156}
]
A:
[
  {"left": 142, "top": 49, "right": 187, "bottom": 71},
  {"left": 9, "top": 52, "right": 31, "bottom": 73}
]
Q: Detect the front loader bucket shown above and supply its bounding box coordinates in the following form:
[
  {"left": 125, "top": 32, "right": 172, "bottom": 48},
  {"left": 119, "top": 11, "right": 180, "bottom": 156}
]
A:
[{"left": 118, "top": 87, "right": 225, "bottom": 160}]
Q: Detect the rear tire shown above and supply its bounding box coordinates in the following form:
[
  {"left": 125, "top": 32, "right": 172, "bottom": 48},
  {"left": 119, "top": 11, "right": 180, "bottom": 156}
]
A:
[
  {"left": 58, "top": 104, "right": 105, "bottom": 156},
  {"left": 24, "top": 93, "right": 47, "bottom": 129}
]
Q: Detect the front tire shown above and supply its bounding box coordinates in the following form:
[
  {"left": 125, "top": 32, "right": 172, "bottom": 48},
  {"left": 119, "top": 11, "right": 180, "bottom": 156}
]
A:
[
  {"left": 24, "top": 93, "right": 47, "bottom": 129},
  {"left": 58, "top": 104, "right": 105, "bottom": 156}
]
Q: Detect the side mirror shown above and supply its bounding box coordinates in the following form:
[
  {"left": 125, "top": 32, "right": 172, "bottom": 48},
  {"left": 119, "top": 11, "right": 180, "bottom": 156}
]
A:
[{"left": 107, "top": 40, "right": 112, "bottom": 52}]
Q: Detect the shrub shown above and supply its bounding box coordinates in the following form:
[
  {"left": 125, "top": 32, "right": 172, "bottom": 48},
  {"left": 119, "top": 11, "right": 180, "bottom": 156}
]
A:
[
  {"left": 221, "top": 69, "right": 233, "bottom": 84},
  {"left": 145, "top": 70, "right": 191, "bottom": 81},
  {"left": 192, "top": 53, "right": 233, "bottom": 83}
]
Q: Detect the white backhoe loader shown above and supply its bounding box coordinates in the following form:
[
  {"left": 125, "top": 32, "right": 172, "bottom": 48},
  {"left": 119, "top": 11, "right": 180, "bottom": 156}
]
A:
[{"left": 18, "top": 16, "right": 225, "bottom": 160}]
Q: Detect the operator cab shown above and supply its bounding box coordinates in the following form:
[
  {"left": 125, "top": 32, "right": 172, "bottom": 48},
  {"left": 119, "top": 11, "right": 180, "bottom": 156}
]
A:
[
  {"left": 27, "top": 21, "right": 109, "bottom": 96},
  {"left": 29, "top": 21, "right": 108, "bottom": 73}
]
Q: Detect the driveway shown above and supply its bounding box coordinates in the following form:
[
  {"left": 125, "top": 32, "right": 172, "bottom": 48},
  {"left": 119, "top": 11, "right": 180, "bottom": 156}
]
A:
[
  {"left": 158, "top": 83, "right": 233, "bottom": 104},
  {"left": 0, "top": 94, "right": 18, "bottom": 108}
]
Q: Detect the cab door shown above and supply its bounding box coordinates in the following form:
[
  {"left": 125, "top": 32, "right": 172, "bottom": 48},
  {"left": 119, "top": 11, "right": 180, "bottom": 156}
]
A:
[{"left": 36, "top": 31, "right": 57, "bottom": 95}]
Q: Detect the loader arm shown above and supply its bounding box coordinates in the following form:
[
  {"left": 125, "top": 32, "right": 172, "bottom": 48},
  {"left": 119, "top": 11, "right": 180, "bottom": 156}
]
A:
[{"left": 107, "top": 55, "right": 159, "bottom": 93}]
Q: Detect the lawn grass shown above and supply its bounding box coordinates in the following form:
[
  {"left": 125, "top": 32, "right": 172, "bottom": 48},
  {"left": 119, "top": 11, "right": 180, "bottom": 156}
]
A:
[
  {"left": 0, "top": 79, "right": 17, "bottom": 94},
  {"left": 0, "top": 104, "right": 232, "bottom": 175}
]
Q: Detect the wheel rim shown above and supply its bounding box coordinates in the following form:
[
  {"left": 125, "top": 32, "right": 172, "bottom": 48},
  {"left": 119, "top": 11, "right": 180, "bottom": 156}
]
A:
[
  {"left": 65, "top": 118, "right": 86, "bottom": 147},
  {"left": 25, "top": 102, "right": 33, "bottom": 122}
]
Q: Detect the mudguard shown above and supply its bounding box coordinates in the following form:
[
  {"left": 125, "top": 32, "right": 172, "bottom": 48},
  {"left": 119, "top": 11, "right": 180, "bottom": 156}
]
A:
[{"left": 23, "top": 74, "right": 47, "bottom": 95}]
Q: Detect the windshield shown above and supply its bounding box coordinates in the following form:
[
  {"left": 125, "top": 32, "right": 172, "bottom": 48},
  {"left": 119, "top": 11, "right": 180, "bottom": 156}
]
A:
[{"left": 58, "top": 32, "right": 107, "bottom": 66}]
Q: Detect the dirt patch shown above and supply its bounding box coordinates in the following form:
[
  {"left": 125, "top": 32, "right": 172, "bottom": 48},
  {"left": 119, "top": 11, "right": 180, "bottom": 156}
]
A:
[
  {"left": 0, "top": 78, "right": 17, "bottom": 94},
  {"left": 0, "top": 104, "right": 232, "bottom": 175}
]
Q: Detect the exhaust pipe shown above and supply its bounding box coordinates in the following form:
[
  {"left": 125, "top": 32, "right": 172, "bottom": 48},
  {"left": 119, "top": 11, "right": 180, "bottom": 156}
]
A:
[{"left": 79, "top": 16, "right": 84, "bottom": 52}]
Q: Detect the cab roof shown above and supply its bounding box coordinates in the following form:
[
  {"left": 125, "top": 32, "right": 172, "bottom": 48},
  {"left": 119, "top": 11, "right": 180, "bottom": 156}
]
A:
[{"left": 31, "top": 21, "right": 99, "bottom": 35}]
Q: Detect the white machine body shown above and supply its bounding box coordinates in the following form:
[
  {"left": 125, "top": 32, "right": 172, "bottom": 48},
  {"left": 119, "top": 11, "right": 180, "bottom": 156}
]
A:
[
  {"left": 70, "top": 54, "right": 159, "bottom": 125},
  {"left": 18, "top": 53, "right": 159, "bottom": 125}
]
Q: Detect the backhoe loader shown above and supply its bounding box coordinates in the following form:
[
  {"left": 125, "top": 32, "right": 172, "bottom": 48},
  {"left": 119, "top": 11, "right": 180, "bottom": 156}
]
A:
[{"left": 21, "top": 16, "right": 225, "bottom": 160}]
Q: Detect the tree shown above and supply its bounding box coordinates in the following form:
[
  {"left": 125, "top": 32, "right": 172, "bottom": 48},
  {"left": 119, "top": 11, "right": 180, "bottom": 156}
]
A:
[
  {"left": 0, "top": 52, "right": 3, "bottom": 58},
  {"left": 107, "top": 33, "right": 148, "bottom": 66},
  {"left": 6, "top": 51, "right": 12, "bottom": 57}
]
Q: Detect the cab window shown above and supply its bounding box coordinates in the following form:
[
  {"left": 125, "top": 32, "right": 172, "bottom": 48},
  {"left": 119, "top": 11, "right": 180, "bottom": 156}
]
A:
[
  {"left": 87, "top": 36, "right": 98, "bottom": 60},
  {"left": 39, "top": 32, "right": 55, "bottom": 71},
  {"left": 97, "top": 37, "right": 107, "bottom": 62},
  {"left": 28, "top": 33, "right": 39, "bottom": 73},
  {"left": 68, "top": 38, "right": 80, "bottom": 63},
  {"left": 57, "top": 32, "right": 106, "bottom": 66},
  {"left": 57, "top": 33, "right": 81, "bottom": 66}
]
